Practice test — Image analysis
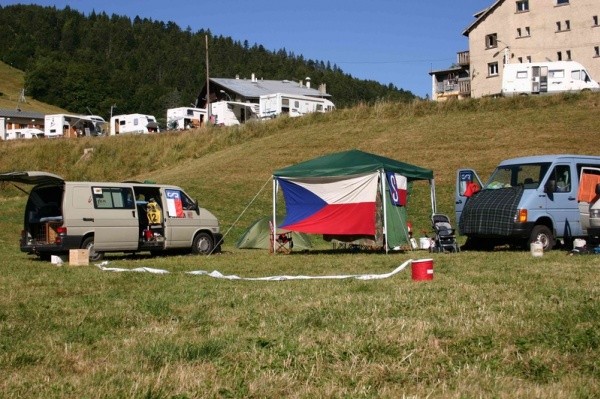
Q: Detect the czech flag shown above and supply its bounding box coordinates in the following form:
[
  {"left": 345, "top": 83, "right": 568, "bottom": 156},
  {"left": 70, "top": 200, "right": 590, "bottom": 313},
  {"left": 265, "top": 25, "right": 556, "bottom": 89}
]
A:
[{"left": 278, "top": 173, "right": 379, "bottom": 235}]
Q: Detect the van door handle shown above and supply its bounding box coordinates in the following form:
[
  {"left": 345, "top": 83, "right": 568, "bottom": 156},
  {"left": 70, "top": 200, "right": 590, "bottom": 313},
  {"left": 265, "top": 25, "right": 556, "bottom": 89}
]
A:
[
  {"left": 132, "top": 210, "right": 136, "bottom": 218},
  {"left": 568, "top": 196, "right": 576, "bottom": 201},
  {"left": 456, "top": 199, "right": 463, "bottom": 205},
  {"left": 83, "top": 217, "right": 94, "bottom": 222}
]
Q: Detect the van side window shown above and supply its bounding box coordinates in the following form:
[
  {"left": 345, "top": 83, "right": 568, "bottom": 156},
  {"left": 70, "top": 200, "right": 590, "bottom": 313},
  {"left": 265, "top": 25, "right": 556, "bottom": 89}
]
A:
[
  {"left": 549, "top": 165, "right": 571, "bottom": 192},
  {"left": 92, "top": 187, "right": 135, "bottom": 209},
  {"left": 165, "top": 189, "right": 196, "bottom": 218}
]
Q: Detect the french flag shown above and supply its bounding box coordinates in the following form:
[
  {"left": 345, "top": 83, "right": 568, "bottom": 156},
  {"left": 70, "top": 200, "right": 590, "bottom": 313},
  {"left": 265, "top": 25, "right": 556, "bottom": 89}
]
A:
[{"left": 278, "top": 173, "right": 379, "bottom": 235}]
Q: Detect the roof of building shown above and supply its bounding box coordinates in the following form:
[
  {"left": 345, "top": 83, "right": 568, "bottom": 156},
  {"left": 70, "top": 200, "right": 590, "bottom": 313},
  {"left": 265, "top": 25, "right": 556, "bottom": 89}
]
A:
[
  {"left": 462, "top": 1, "right": 502, "bottom": 36},
  {"left": 210, "top": 77, "right": 331, "bottom": 99},
  {"left": 0, "top": 108, "right": 45, "bottom": 119}
]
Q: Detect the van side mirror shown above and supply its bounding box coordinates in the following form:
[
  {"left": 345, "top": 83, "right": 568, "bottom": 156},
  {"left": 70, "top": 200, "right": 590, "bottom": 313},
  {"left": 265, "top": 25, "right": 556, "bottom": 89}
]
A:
[
  {"left": 194, "top": 199, "right": 200, "bottom": 214},
  {"left": 595, "top": 183, "right": 600, "bottom": 196},
  {"left": 544, "top": 179, "right": 556, "bottom": 193}
]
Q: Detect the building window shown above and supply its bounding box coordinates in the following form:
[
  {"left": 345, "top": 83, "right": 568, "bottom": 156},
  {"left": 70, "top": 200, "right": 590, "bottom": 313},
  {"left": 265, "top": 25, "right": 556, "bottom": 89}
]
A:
[
  {"left": 516, "top": 0, "right": 529, "bottom": 12},
  {"left": 594, "top": 16, "right": 599, "bottom": 26},
  {"left": 518, "top": 57, "right": 523, "bottom": 63},
  {"left": 556, "top": 0, "right": 569, "bottom": 4},
  {"left": 556, "top": 21, "right": 562, "bottom": 31},
  {"left": 486, "top": 33, "right": 498, "bottom": 49},
  {"left": 557, "top": 51, "right": 563, "bottom": 61},
  {"left": 517, "top": 28, "right": 522, "bottom": 37},
  {"left": 526, "top": 27, "right": 530, "bottom": 36},
  {"left": 565, "top": 20, "right": 570, "bottom": 30},
  {"left": 595, "top": 46, "right": 600, "bottom": 57},
  {"left": 566, "top": 50, "right": 571, "bottom": 60},
  {"left": 488, "top": 62, "right": 499, "bottom": 76},
  {"left": 527, "top": 56, "right": 532, "bottom": 63}
]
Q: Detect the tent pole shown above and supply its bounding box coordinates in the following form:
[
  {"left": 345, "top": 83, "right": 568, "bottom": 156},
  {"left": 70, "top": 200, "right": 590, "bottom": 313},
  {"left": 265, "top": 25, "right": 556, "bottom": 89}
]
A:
[
  {"left": 430, "top": 178, "right": 437, "bottom": 215},
  {"left": 272, "top": 177, "right": 277, "bottom": 255},
  {"left": 381, "top": 170, "right": 389, "bottom": 254}
]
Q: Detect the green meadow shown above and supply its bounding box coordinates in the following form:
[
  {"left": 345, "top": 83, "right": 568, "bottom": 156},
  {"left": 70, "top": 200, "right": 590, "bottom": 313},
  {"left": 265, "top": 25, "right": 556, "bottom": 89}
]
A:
[{"left": 1, "top": 92, "right": 600, "bottom": 398}]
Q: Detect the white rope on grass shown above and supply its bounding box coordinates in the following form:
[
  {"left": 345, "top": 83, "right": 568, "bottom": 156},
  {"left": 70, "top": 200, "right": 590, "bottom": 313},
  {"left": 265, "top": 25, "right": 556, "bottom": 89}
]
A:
[{"left": 95, "top": 259, "right": 414, "bottom": 281}]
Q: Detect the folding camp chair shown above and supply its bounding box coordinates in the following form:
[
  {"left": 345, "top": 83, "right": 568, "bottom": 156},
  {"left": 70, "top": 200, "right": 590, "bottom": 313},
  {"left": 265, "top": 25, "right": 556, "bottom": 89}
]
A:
[{"left": 269, "top": 221, "right": 293, "bottom": 254}]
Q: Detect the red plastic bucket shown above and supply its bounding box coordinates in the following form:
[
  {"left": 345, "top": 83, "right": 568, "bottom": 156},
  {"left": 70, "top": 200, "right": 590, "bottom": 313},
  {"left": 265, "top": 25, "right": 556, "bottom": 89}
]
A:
[{"left": 411, "top": 259, "right": 434, "bottom": 281}]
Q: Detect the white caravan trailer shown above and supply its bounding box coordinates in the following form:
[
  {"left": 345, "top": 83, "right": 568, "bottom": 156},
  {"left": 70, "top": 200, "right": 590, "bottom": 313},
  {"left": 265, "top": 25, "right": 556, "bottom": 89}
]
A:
[
  {"left": 44, "top": 114, "right": 106, "bottom": 138},
  {"left": 259, "top": 93, "right": 335, "bottom": 119},
  {"left": 4, "top": 128, "right": 44, "bottom": 140},
  {"left": 209, "top": 101, "right": 259, "bottom": 126},
  {"left": 110, "top": 114, "right": 160, "bottom": 135},
  {"left": 502, "top": 61, "right": 599, "bottom": 96},
  {"left": 166, "top": 107, "right": 207, "bottom": 130}
]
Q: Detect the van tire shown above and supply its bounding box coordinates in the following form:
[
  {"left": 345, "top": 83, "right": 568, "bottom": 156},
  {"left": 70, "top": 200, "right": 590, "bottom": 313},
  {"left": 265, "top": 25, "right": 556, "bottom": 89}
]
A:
[
  {"left": 82, "top": 236, "right": 104, "bottom": 262},
  {"left": 192, "top": 232, "right": 214, "bottom": 255},
  {"left": 529, "top": 225, "right": 555, "bottom": 251}
]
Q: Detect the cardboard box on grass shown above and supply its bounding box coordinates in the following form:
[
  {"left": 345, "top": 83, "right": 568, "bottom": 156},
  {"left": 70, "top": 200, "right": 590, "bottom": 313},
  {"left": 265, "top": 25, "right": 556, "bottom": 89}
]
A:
[{"left": 69, "top": 249, "right": 89, "bottom": 266}]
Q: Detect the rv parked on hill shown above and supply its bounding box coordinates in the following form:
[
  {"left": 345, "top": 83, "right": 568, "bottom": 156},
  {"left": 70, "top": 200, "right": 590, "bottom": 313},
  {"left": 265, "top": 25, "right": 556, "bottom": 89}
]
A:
[
  {"left": 4, "top": 128, "right": 44, "bottom": 140},
  {"left": 502, "top": 61, "right": 599, "bottom": 96},
  {"left": 166, "top": 107, "right": 207, "bottom": 130},
  {"left": 109, "top": 114, "right": 160, "bottom": 135},
  {"left": 259, "top": 93, "right": 335, "bottom": 119},
  {"left": 44, "top": 114, "right": 105, "bottom": 138},
  {"left": 209, "top": 101, "right": 259, "bottom": 126}
]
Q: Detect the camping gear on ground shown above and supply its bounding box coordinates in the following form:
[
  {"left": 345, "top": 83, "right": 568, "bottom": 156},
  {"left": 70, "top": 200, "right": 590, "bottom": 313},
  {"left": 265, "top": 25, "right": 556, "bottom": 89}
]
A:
[
  {"left": 411, "top": 258, "right": 434, "bottom": 281},
  {"left": 236, "top": 216, "right": 312, "bottom": 251},
  {"left": 430, "top": 214, "right": 460, "bottom": 252},
  {"left": 419, "top": 236, "right": 432, "bottom": 250},
  {"left": 272, "top": 149, "right": 436, "bottom": 253},
  {"left": 530, "top": 241, "right": 544, "bottom": 257}
]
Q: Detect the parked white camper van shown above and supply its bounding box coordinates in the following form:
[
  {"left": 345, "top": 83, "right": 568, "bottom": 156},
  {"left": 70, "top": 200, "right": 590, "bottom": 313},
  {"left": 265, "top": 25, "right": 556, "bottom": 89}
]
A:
[
  {"left": 209, "top": 101, "right": 259, "bottom": 126},
  {"left": 259, "top": 93, "right": 335, "bottom": 119},
  {"left": 502, "top": 61, "right": 599, "bottom": 96},
  {"left": 166, "top": 107, "right": 207, "bottom": 130},
  {"left": 44, "top": 114, "right": 106, "bottom": 138},
  {"left": 109, "top": 114, "right": 160, "bottom": 135},
  {"left": 0, "top": 171, "right": 222, "bottom": 261}
]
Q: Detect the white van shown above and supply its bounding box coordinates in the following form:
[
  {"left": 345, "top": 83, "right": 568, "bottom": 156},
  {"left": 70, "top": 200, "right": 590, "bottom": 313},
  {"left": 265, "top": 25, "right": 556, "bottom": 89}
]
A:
[
  {"left": 0, "top": 171, "right": 222, "bottom": 260},
  {"left": 456, "top": 155, "right": 600, "bottom": 250},
  {"left": 502, "top": 61, "right": 599, "bottom": 96}
]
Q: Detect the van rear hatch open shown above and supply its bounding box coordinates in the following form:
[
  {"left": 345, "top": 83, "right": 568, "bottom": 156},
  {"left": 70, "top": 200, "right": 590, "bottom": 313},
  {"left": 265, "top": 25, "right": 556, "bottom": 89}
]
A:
[{"left": 0, "top": 171, "right": 64, "bottom": 186}]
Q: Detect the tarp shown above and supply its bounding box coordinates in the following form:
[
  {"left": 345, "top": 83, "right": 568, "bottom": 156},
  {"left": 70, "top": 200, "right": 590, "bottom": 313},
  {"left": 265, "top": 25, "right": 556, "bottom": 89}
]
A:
[
  {"left": 273, "top": 149, "right": 434, "bottom": 180},
  {"left": 236, "top": 216, "right": 312, "bottom": 250},
  {"left": 272, "top": 149, "right": 435, "bottom": 251}
]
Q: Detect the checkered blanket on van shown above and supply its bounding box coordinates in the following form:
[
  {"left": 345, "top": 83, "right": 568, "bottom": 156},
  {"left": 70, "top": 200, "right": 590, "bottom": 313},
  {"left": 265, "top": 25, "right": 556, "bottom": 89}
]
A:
[{"left": 459, "top": 187, "right": 524, "bottom": 236}]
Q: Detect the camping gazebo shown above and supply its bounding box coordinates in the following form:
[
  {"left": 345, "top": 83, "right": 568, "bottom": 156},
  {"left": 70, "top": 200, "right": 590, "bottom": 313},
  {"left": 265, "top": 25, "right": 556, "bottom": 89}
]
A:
[{"left": 272, "top": 149, "right": 436, "bottom": 253}]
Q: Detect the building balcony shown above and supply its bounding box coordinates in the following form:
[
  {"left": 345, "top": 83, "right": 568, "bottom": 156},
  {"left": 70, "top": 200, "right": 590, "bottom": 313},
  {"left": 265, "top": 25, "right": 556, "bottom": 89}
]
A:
[{"left": 457, "top": 51, "right": 470, "bottom": 66}]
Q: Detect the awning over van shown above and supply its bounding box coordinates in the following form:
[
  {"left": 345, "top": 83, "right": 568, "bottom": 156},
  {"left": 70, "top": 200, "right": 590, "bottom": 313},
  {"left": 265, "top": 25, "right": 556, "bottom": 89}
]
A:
[{"left": 0, "top": 171, "right": 64, "bottom": 185}]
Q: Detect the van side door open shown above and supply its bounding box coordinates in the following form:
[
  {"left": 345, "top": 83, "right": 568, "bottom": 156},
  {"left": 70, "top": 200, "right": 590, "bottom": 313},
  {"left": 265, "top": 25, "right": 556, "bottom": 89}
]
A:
[
  {"left": 455, "top": 169, "right": 483, "bottom": 232},
  {"left": 543, "top": 164, "right": 581, "bottom": 238},
  {"left": 91, "top": 186, "right": 139, "bottom": 251}
]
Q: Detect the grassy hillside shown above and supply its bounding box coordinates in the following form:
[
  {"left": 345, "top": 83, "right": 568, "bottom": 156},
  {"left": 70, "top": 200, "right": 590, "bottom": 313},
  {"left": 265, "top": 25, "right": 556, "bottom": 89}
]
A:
[
  {"left": 1, "top": 93, "right": 600, "bottom": 398},
  {"left": 1, "top": 92, "right": 599, "bottom": 238},
  {"left": 0, "top": 61, "right": 67, "bottom": 113}
]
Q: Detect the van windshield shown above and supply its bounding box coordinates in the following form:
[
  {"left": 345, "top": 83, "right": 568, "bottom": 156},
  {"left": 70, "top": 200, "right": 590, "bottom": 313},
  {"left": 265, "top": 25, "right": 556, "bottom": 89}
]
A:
[{"left": 485, "top": 162, "right": 551, "bottom": 189}]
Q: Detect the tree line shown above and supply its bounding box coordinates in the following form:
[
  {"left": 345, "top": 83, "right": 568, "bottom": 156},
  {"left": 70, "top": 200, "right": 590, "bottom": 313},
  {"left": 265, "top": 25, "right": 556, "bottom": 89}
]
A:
[{"left": 0, "top": 4, "right": 416, "bottom": 119}]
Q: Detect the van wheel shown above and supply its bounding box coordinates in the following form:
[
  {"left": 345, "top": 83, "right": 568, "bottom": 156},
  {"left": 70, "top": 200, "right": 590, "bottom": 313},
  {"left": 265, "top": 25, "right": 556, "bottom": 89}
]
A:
[
  {"left": 192, "top": 232, "right": 214, "bottom": 255},
  {"left": 82, "top": 237, "right": 104, "bottom": 262},
  {"left": 529, "top": 225, "right": 555, "bottom": 251}
]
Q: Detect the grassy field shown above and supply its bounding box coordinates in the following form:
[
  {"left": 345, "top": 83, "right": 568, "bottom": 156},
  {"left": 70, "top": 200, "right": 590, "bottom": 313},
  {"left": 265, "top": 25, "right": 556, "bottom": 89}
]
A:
[{"left": 1, "top": 91, "right": 600, "bottom": 397}]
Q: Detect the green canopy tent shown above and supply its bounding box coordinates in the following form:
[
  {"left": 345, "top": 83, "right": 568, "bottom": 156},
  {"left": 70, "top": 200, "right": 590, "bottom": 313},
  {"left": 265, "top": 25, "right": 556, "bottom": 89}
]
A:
[
  {"left": 272, "top": 149, "right": 436, "bottom": 253},
  {"left": 236, "top": 216, "right": 312, "bottom": 250}
]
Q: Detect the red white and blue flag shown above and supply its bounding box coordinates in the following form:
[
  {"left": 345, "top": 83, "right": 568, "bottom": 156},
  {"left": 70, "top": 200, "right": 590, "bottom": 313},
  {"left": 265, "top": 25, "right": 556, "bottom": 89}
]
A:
[
  {"left": 386, "top": 172, "right": 407, "bottom": 206},
  {"left": 165, "top": 189, "right": 184, "bottom": 218},
  {"left": 278, "top": 173, "right": 379, "bottom": 235}
]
